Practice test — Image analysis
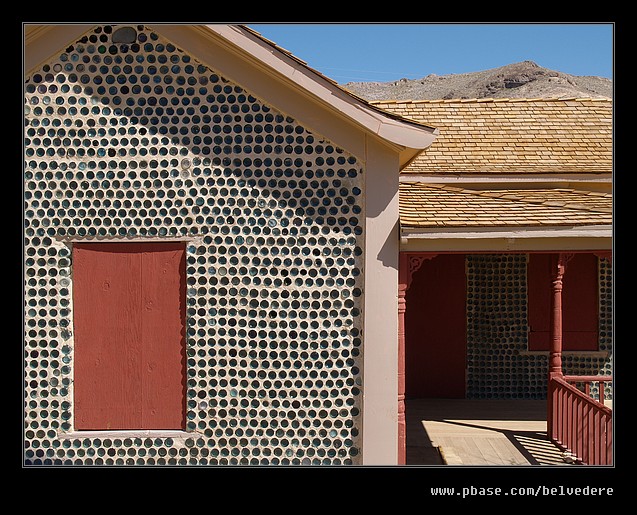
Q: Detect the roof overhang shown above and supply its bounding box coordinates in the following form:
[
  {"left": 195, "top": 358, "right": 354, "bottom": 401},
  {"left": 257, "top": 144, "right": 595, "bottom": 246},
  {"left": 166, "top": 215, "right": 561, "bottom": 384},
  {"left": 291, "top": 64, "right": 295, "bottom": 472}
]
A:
[
  {"left": 24, "top": 23, "right": 438, "bottom": 169},
  {"left": 398, "top": 173, "right": 613, "bottom": 184},
  {"left": 400, "top": 224, "right": 613, "bottom": 252}
]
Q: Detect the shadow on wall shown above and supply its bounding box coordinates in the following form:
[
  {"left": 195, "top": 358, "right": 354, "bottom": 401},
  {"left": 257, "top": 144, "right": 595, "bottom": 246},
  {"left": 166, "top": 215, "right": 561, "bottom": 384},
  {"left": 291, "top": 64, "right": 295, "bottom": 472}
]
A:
[{"left": 377, "top": 220, "right": 400, "bottom": 270}]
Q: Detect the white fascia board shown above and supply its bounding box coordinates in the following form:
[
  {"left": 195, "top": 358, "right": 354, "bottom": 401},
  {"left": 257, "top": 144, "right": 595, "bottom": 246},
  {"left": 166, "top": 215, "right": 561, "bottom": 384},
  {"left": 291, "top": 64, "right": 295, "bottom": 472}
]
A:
[
  {"left": 400, "top": 225, "right": 612, "bottom": 252},
  {"left": 402, "top": 224, "right": 612, "bottom": 239},
  {"left": 198, "top": 25, "right": 438, "bottom": 152}
]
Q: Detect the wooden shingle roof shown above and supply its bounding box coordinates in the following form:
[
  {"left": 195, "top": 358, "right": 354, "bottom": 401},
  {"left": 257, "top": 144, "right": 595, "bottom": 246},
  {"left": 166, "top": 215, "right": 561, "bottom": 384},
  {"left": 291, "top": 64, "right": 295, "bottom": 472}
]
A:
[
  {"left": 399, "top": 182, "right": 612, "bottom": 228},
  {"left": 373, "top": 98, "right": 612, "bottom": 175}
]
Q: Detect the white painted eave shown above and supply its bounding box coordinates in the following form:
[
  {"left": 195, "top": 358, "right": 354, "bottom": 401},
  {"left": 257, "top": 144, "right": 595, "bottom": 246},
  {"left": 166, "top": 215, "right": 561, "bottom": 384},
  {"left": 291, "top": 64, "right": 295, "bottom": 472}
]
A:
[
  {"left": 213, "top": 26, "right": 437, "bottom": 135},
  {"left": 400, "top": 224, "right": 613, "bottom": 252},
  {"left": 157, "top": 24, "right": 438, "bottom": 167}
]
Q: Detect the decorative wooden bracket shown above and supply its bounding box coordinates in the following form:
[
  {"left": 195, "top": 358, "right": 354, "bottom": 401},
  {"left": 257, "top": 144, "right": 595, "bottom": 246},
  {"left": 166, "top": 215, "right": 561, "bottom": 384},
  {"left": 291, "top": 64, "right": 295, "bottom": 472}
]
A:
[{"left": 404, "top": 253, "right": 438, "bottom": 290}]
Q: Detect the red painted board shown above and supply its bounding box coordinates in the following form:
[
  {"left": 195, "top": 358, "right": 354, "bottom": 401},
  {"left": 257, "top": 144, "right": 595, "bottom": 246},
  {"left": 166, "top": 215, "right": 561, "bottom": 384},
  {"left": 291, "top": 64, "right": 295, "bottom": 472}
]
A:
[
  {"left": 73, "top": 243, "right": 186, "bottom": 430},
  {"left": 562, "top": 253, "right": 599, "bottom": 350},
  {"left": 140, "top": 246, "right": 187, "bottom": 429},
  {"left": 405, "top": 254, "right": 467, "bottom": 398}
]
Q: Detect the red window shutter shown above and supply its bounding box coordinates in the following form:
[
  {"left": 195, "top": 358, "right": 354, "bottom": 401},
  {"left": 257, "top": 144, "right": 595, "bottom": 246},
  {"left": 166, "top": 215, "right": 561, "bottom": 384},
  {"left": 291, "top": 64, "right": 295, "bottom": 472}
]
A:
[
  {"left": 73, "top": 243, "right": 186, "bottom": 430},
  {"left": 527, "top": 254, "right": 598, "bottom": 352},
  {"left": 562, "top": 253, "right": 599, "bottom": 351}
]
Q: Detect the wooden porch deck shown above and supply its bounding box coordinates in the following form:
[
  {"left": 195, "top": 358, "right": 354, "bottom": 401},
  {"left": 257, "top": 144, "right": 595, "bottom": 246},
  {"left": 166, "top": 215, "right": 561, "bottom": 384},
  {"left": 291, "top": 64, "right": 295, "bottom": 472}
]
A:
[{"left": 405, "top": 398, "right": 577, "bottom": 466}]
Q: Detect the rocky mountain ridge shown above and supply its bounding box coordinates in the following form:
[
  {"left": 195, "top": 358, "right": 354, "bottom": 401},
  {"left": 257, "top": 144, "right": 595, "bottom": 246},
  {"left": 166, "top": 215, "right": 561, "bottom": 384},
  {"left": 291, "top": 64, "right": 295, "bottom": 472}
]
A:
[{"left": 342, "top": 61, "right": 612, "bottom": 101}]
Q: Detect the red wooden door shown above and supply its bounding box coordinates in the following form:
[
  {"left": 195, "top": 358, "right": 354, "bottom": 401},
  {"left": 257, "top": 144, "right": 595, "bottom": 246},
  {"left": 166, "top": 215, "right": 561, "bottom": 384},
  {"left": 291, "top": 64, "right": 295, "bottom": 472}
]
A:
[
  {"left": 405, "top": 254, "right": 466, "bottom": 398},
  {"left": 73, "top": 242, "right": 186, "bottom": 430}
]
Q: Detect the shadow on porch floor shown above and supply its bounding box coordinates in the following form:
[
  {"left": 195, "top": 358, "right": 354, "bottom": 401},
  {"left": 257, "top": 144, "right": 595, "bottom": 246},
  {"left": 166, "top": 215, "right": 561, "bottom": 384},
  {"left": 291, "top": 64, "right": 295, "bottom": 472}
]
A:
[{"left": 405, "top": 398, "right": 577, "bottom": 466}]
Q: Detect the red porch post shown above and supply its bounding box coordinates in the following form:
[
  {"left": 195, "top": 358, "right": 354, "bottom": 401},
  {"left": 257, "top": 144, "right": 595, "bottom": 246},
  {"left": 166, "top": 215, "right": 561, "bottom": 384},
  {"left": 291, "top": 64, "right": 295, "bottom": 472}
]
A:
[
  {"left": 397, "top": 253, "right": 409, "bottom": 465},
  {"left": 548, "top": 253, "right": 568, "bottom": 380},
  {"left": 397, "top": 252, "right": 437, "bottom": 464},
  {"left": 547, "top": 253, "right": 572, "bottom": 438}
]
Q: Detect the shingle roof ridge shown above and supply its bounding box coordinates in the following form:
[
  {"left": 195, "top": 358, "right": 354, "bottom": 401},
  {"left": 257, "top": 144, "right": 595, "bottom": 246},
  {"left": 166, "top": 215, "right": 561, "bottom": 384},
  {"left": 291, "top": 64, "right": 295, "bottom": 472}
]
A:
[
  {"left": 447, "top": 185, "right": 612, "bottom": 213},
  {"left": 401, "top": 182, "right": 612, "bottom": 214}
]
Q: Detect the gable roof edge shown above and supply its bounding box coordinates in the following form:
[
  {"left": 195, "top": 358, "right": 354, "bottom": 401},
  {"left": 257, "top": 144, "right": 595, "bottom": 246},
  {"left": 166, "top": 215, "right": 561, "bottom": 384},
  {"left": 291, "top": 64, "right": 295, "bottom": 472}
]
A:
[
  {"left": 24, "top": 23, "right": 438, "bottom": 168},
  {"left": 186, "top": 24, "right": 439, "bottom": 166},
  {"left": 24, "top": 24, "right": 95, "bottom": 75}
]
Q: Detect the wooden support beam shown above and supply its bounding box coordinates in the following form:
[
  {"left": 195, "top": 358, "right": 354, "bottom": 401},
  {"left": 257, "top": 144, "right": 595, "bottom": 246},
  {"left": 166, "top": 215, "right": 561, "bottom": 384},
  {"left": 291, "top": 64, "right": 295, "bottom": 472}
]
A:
[
  {"left": 547, "top": 252, "right": 573, "bottom": 438},
  {"left": 549, "top": 253, "right": 574, "bottom": 379},
  {"left": 397, "top": 253, "right": 408, "bottom": 465},
  {"left": 397, "top": 252, "right": 438, "bottom": 464}
]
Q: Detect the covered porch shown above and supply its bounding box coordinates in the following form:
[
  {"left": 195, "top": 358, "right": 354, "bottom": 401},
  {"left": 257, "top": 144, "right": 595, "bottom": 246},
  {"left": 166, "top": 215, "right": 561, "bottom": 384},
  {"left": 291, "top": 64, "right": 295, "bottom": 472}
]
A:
[
  {"left": 396, "top": 184, "right": 613, "bottom": 466},
  {"left": 377, "top": 97, "right": 613, "bottom": 466}
]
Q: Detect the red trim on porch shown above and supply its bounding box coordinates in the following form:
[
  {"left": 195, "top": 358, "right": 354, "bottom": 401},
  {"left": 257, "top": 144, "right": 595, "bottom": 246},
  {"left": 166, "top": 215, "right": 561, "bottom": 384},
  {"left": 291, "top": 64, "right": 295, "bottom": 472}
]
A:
[
  {"left": 398, "top": 250, "right": 612, "bottom": 466},
  {"left": 398, "top": 252, "right": 437, "bottom": 464}
]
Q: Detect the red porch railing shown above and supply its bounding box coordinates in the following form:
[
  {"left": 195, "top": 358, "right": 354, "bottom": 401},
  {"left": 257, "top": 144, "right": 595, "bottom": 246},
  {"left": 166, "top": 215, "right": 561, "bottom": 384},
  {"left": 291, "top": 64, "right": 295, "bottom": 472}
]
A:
[{"left": 548, "top": 375, "right": 613, "bottom": 465}]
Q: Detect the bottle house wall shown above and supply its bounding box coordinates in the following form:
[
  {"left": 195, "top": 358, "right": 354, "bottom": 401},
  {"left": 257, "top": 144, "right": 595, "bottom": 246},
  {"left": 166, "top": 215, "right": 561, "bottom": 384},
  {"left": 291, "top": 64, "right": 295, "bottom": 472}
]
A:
[
  {"left": 466, "top": 254, "right": 613, "bottom": 400},
  {"left": 24, "top": 25, "right": 366, "bottom": 465}
]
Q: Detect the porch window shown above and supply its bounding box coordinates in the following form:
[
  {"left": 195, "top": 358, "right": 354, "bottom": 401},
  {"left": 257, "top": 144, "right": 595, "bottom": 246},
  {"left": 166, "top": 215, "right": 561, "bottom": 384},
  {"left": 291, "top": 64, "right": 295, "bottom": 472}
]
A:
[
  {"left": 72, "top": 242, "right": 187, "bottom": 430},
  {"left": 527, "top": 253, "right": 599, "bottom": 352}
]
